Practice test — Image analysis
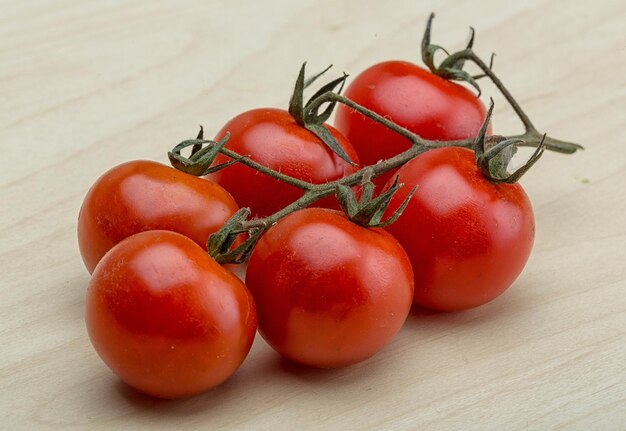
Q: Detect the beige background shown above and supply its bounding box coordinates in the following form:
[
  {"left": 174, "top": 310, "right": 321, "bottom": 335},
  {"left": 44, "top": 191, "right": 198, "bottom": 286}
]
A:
[{"left": 1, "top": 1, "right": 625, "bottom": 430}]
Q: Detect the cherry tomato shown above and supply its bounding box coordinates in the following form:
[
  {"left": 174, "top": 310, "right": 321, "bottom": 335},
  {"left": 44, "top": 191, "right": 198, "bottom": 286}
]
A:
[
  {"left": 85, "top": 230, "right": 257, "bottom": 399},
  {"left": 207, "top": 108, "right": 359, "bottom": 217},
  {"left": 78, "top": 160, "right": 239, "bottom": 273},
  {"left": 383, "top": 147, "right": 535, "bottom": 311},
  {"left": 246, "top": 208, "right": 413, "bottom": 368},
  {"left": 335, "top": 61, "right": 489, "bottom": 186}
]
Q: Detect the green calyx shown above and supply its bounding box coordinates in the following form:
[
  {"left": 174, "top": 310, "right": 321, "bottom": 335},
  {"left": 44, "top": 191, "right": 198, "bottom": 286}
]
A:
[
  {"left": 474, "top": 101, "right": 545, "bottom": 184},
  {"left": 168, "top": 127, "right": 240, "bottom": 176},
  {"left": 336, "top": 171, "right": 417, "bottom": 228},
  {"left": 421, "top": 12, "right": 487, "bottom": 96},
  {"left": 288, "top": 62, "right": 356, "bottom": 166},
  {"left": 206, "top": 208, "right": 263, "bottom": 264}
]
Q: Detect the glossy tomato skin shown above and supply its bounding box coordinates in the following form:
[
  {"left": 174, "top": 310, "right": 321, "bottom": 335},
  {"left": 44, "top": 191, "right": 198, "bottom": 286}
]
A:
[
  {"left": 335, "top": 61, "right": 489, "bottom": 186},
  {"left": 208, "top": 108, "right": 359, "bottom": 217},
  {"left": 86, "top": 230, "right": 257, "bottom": 399},
  {"left": 384, "top": 147, "right": 535, "bottom": 311},
  {"left": 246, "top": 208, "right": 413, "bottom": 368},
  {"left": 78, "top": 160, "right": 239, "bottom": 273}
]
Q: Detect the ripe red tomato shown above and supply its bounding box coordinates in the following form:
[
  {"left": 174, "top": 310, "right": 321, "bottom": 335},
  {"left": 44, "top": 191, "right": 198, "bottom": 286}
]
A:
[
  {"left": 78, "top": 160, "right": 239, "bottom": 273},
  {"left": 85, "top": 230, "right": 257, "bottom": 399},
  {"left": 384, "top": 147, "right": 535, "bottom": 311},
  {"left": 246, "top": 208, "right": 413, "bottom": 368},
  {"left": 207, "top": 108, "right": 359, "bottom": 217},
  {"left": 335, "top": 61, "right": 489, "bottom": 186}
]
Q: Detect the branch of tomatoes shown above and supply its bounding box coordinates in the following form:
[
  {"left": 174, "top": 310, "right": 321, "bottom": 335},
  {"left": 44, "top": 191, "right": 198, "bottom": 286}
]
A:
[{"left": 82, "top": 13, "right": 589, "bottom": 396}]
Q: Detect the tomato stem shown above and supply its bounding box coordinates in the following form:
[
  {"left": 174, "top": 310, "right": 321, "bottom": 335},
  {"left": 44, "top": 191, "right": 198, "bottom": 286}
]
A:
[
  {"left": 204, "top": 83, "right": 582, "bottom": 262},
  {"left": 169, "top": 135, "right": 315, "bottom": 190},
  {"left": 188, "top": 15, "right": 586, "bottom": 263},
  {"left": 209, "top": 142, "right": 431, "bottom": 262},
  {"left": 219, "top": 146, "right": 315, "bottom": 190},
  {"left": 420, "top": 13, "right": 583, "bottom": 154}
]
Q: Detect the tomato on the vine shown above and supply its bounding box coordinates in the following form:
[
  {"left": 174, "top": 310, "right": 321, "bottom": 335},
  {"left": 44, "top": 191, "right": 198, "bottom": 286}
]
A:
[
  {"left": 245, "top": 208, "right": 413, "bottom": 368},
  {"left": 78, "top": 160, "right": 240, "bottom": 273},
  {"left": 207, "top": 108, "right": 359, "bottom": 218},
  {"left": 85, "top": 230, "right": 257, "bottom": 399},
  {"left": 335, "top": 61, "right": 489, "bottom": 186},
  {"left": 383, "top": 147, "right": 535, "bottom": 311}
]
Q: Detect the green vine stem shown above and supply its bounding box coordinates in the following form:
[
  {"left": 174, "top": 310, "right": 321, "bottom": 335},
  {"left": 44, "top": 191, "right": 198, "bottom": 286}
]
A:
[
  {"left": 196, "top": 86, "right": 581, "bottom": 263},
  {"left": 169, "top": 134, "right": 314, "bottom": 190},
  {"left": 205, "top": 86, "right": 580, "bottom": 262},
  {"left": 419, "top": 12, "right": 582, "bottom": 154},
  {"left": 442, "top": 50, "right": 581, "bottom": 154},
  {"left": 209, "top": 147, "right": 429, "bottom": 264},
  {"left": 180, "top": 15, "right": 584, "bottom": 263},
  {"left": 306, "top": 86, "right": 580, "bottom": 155}
]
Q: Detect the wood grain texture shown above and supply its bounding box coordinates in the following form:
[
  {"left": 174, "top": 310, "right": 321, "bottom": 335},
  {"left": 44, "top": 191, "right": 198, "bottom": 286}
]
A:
[{"left": 1, "top": 0, "right": 625, "bottom": 429}]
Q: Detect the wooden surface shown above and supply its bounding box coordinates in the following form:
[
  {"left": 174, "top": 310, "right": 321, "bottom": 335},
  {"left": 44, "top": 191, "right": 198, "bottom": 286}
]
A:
[{"left": 1, "top": 1, "right": 625, "bottom": 429}]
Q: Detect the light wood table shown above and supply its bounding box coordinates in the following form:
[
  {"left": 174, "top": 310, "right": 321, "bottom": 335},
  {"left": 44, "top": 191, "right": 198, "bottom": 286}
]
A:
[{"left": 1, "top": 1, "right": 624, "bottom": 429}]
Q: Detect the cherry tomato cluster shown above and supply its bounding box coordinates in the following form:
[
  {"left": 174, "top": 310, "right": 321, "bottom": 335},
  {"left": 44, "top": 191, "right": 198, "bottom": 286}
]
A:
[{"left": 78, "top": 16, "right": 578, "bottom": 399}]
